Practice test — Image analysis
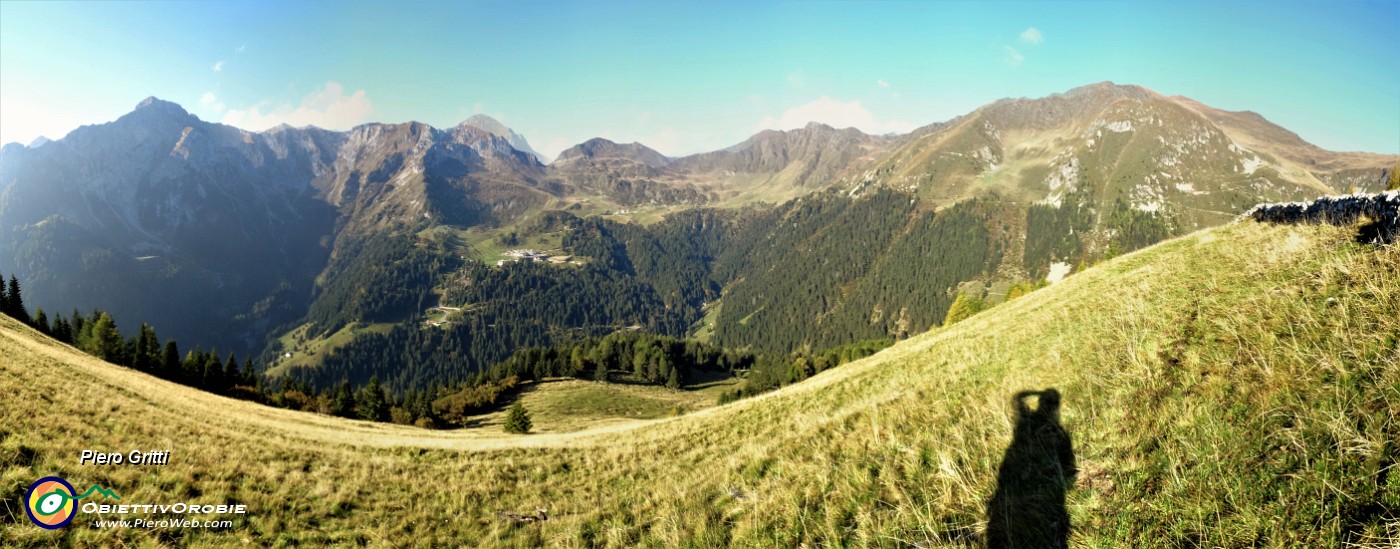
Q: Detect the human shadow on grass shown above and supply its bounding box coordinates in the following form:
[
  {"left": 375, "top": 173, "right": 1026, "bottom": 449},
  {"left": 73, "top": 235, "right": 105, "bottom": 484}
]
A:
[{"left": 985, "top": 388, "right": 1077, "bottom": 549}]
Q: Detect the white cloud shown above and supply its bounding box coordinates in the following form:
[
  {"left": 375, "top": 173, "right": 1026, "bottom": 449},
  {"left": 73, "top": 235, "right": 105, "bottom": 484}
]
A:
[
  {"left": 212, "top": 60, "right": 225, "bottom": 72},
  {"left": 1019, "top": 27, "right": 1044, "bottom": 45},
  {"left": 236, "top": 44, "right": 246, "bottom": 53},
  {"left": 0, "top": 96, "right": 102, "bottom": 146},
  {"left": 1004, "top": 46, "right": 1025, "bottom": 67},
  {"left": 757, "top": 96, "right": 915, "bottom": 135},
  {"left": 640, "top": 128, "right": 683, "bottom": 156},
  {"left": 787, "top": 71, "right": 806, "bottom": 89},
  {"left": 199, "top": 91, "right": 225, "bottom": 113},
  {"left": 891, "top": 92, "right": 902, "bottom": 100},
  {"left": 539, "top": 138, "right": 572, "bottom": 163},
  {"left": 877, "top": 79, "right": 891, "bottom": 89},
  {"left": 220, "top": 82, "right": 373, "bottom": 131}
]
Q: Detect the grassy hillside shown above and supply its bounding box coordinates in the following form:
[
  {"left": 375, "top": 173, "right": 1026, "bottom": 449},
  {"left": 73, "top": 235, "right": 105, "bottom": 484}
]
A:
[
  {"left": 264, "top": 322, "right": 397, "bottom": 377},
  {"left": 2, "top": 220, "right": 1397, "bottom": 547}
]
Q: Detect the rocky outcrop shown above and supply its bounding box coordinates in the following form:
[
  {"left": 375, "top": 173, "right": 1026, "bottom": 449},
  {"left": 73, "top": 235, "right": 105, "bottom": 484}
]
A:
[
  {"left": 457, "top": 114, "right": 546, "bottom": 164},
  {"left": 1241, "top": 191, "right": 1399, "bottom": 243}
]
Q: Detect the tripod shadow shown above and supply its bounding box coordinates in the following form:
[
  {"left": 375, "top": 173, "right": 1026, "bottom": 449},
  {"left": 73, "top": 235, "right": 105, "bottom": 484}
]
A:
[{"left": 986, "top": 389, "right": 1077, "bottom": 549}]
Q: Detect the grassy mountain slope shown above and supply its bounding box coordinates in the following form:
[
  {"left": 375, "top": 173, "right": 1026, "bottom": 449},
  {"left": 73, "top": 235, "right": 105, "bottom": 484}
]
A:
[
  {"left": 850, "top": 83, "right": 1397, "bottom": 251},
  {"left": 2, "top": 220, "right": 1397, "bottom": 547},
  {"left": 463, "top": 377, "right": 740, "bottom": 435}
]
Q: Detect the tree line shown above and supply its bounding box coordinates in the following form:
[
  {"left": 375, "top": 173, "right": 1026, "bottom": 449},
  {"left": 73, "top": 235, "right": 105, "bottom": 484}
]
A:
[
  {"left": 0, "top": 269, "right": 431, "bottom": 426},
  {"left": 3, "top": 267, "right": 897, "bottom": 430},
  {"left": 2, "top": 269, "right": 259, "bottom": 394}
]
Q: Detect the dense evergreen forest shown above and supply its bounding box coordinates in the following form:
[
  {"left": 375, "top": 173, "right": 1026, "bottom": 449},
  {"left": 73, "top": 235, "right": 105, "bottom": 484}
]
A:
[
  {"left": 709, "top": 192, "right": 1006, "bottom": 351},
  {"left": 427, "top": 332, "right": 894, "bottom": 424},
  {"left": 301, "top": 232, "right": 461, "bottom": 337},
  {"left": 1024, "top": 197, "right": 1094, "bottom": 279},
  {"left": 294, "top": 258, "right": 696, "bottom": 393},
  {"left": 480, "top": 332, "right": 760, "bottom": 389},
  {"left": 281, "top": 187, "right": 1167, "bottom": 397}
]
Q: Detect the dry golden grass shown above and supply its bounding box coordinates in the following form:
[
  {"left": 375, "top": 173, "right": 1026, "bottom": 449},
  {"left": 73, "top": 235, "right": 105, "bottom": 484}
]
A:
[
  {"left": 462, "top": 377, "right": 739, "bottom": 434},
  {"left": 1, "top": 220, "right": 1397, "bottom": 547}
]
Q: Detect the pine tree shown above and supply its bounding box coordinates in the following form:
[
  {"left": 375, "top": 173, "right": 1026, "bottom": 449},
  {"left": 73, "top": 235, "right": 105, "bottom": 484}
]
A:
[
  {"left": 356, "top": 376, "right": 389, "bottom": 421},
  {"left": 197, "top": 349, "right": 220, "bottom": 390},
  {"left": 133, "top": 324, "right": 157, "bottom": 372},
  {"left": 33, "top": 308, "right": 50, "bottom": 335},
  {"left": 7, "top": 275, "right": 28, "bottom": 324},
  {"left": 125, "top": 335, "right": 140, "bottom": 367},
  {"left": 75, "top": 310, "right": 100, "bottom": 352},
  {"left": 89, "top": 312, "right": 123, "bottom": 362},
  {"left": 504, "top": 402, "right": 532, "bottom": 434},
  {"left": 0, "top": 269, "right": 8, "bottom": 316},
  {"left": 242, "top": 358, "right": 259, "bottom": 388},
  {"left": 70, "top": 309, "right": 86, "bottom": 341},
  {"left": 632, "top": 345, "right": 650, "bottom": 379},
  {"left": 331, "top": 382, "right": 356, "bottom": 418},
  {"left": 1389, "top": 164, "right": 1399, "bottom": 191},
  {"left": 569, "top": 347, "right": 586, "bottom": 375},
  {"left": 943, "top": 293, "right": 985, "bottom": 326},
  {"left": 162, "top": 341, "right": 181, "bottom": 379},
  {"left": 53, "top": 316, "right": 73, "bottom": 344},
  {"left": 183, "top": 348, "right": 203, "bottom": 385},
  {"left": 665, "top": 364, "right": 682, "bottom": 389},
  {"left": 223, "top": 353, "right": 241, "bottom": 391}
]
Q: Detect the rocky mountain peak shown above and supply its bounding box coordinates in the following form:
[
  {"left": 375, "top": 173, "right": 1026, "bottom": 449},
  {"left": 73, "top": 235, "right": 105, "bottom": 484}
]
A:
[
  {"left": 134, "top": 96, "right": 191, "bottom": 116},
  {"left": 1064, "top": 80, "right": 1154, "bottom": 97},
  {"left": 555, "top": 138, "right": 670, "bottom": 169},
  {"left": 457, "top": 114, "right": 545, "bottom": 164},
  {"left": 459, "top": 114, "right": 509, "bottom": 134},
  {"left": 114, "top": 96, "right": 198, "bottom": 132}
]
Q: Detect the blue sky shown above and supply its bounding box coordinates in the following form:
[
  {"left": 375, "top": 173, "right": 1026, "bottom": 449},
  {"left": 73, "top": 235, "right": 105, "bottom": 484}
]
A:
[{"left": 1, "top": 1, "right": 1396, "bottom": 158}]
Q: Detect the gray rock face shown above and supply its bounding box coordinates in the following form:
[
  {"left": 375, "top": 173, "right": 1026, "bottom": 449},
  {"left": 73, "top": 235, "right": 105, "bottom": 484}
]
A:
[
  {"left": 1242, "top": 191, "right": 1400, "bottom": 243},
  {"left": 458, "top": 114, "right": 546, "bottom": 164}
]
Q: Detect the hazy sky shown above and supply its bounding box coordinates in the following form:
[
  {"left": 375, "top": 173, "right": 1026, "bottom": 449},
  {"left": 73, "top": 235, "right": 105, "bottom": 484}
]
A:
[{"left": 2, "top": 1, "right": 1396, "bottom": 159}]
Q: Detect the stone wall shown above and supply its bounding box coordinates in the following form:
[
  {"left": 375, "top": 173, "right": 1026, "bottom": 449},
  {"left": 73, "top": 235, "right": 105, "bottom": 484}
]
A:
[{"left": 1240, "top": 191, "right": 1400, "bottom": 243}]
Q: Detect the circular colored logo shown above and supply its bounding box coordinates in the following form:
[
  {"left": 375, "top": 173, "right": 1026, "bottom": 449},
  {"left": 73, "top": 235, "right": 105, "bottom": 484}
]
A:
[{"left": 25, "top": 476, "right": 77, "bottom": 529}]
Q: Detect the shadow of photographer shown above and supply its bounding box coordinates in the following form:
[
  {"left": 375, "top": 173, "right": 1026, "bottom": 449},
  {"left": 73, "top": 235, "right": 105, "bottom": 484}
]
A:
[{"left": 986, "top": 388, "right": 1077, "bottom": 549}]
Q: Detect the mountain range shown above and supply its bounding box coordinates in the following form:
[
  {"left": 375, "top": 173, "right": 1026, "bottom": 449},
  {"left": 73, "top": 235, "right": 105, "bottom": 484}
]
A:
[{"left": 0, "top": 82, "right": 1394, "bottom": 372}]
